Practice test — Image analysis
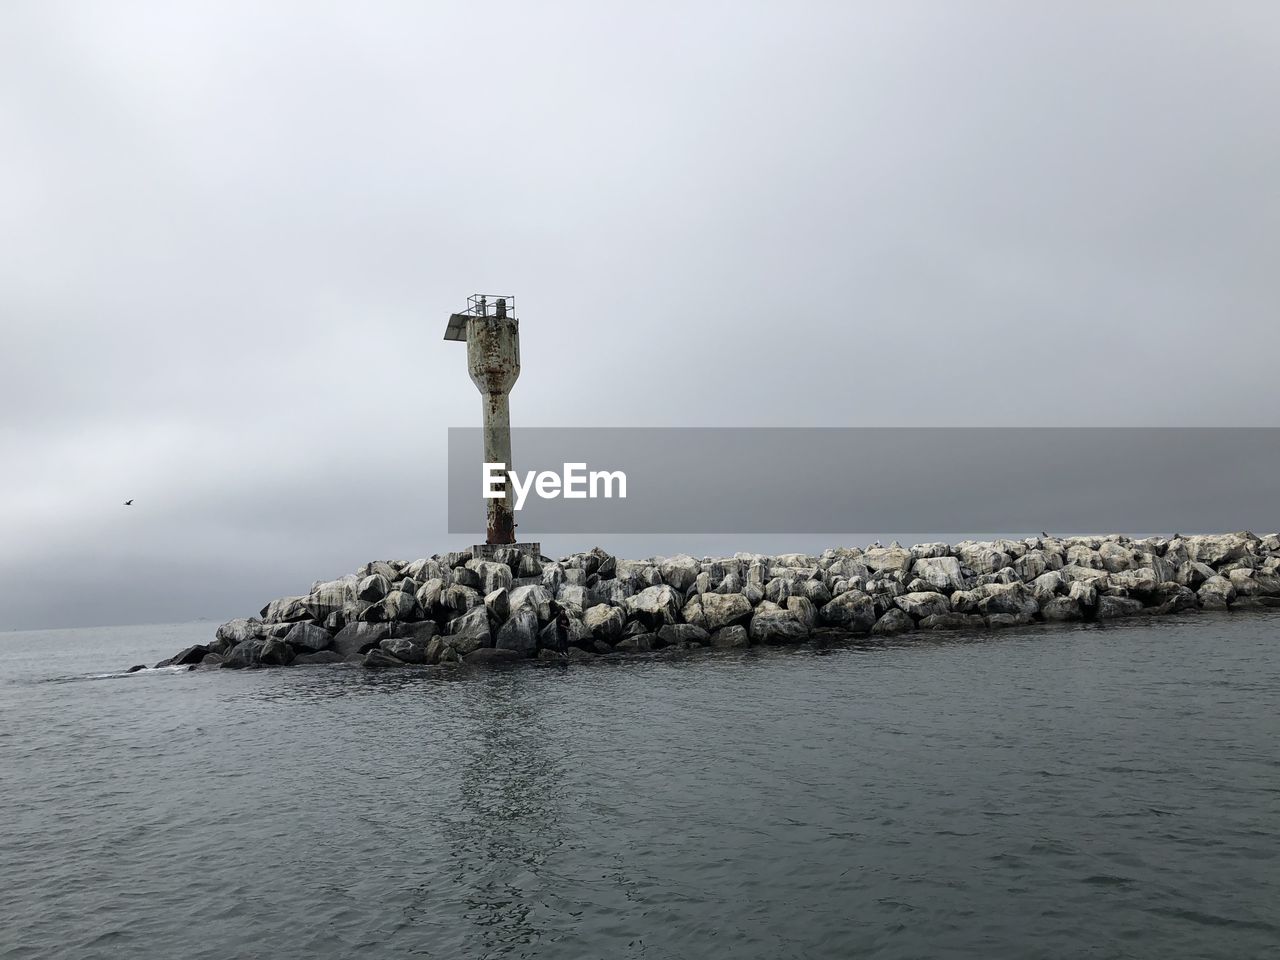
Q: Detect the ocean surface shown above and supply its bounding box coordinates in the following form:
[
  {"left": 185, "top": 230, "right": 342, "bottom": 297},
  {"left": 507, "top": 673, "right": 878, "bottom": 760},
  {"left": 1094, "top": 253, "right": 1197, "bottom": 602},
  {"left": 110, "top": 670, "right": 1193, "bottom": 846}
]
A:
[{"left": 1, "top": 614, "right": 1278, "bottom": 960}]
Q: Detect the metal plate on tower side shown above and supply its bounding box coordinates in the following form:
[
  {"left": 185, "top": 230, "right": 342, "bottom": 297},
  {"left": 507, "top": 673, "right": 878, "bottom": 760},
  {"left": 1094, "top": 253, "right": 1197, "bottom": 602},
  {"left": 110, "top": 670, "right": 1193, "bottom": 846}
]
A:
[{"left": 443, "top": 313, "right": 469, "bottom": 341}]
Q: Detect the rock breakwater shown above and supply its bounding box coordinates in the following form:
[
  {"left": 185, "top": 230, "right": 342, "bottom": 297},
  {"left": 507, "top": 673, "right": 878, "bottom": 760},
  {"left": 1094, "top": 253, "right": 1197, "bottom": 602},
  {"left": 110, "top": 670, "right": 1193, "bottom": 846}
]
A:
[{"left": 151, "top": 532, "right": 1280, "bottom": 671}]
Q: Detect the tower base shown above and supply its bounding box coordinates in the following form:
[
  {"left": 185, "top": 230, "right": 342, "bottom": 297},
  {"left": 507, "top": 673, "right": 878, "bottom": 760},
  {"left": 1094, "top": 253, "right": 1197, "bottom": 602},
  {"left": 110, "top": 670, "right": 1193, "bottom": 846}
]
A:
[{"left": 470, "top": 542, "right": 542, "bottom": 561}]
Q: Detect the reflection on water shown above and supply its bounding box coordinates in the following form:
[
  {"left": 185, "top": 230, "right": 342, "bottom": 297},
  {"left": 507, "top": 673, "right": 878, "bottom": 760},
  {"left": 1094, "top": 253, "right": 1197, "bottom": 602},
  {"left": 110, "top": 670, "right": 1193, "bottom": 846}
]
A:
[{"left": 431, "top": 675, "right": 571, "bottom": 957}]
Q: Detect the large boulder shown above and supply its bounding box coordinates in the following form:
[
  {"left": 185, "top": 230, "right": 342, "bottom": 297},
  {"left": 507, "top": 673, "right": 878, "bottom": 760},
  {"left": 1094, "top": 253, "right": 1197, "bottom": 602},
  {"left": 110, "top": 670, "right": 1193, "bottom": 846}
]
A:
[
  {"left": 362, "top": 590, "right": 419, "bottom": 623},
  {"left": 485, "top": 588, "right": 511, "bottom": 626},
  {"left": 1098, "top": 541, "right": 1136, "bottom": 573},
  {"left": 284, "top": 622, "right": 332, "bottom": 653},
  {"left": 495, "top": 605, "right": 539, "bottom": 655},
  {"left": 710, "top": 625, "right": 750, "bottom": 648},
  {"left": 1097, "top": 595, "right": 1146, "bottom": 619},
  {"left": 1068, "top": 580, "right": 1098, "bottom": 607},
  {"left": 155, "top": 644, "right": 208, "bottom": 668},
  {"left": 509, "top": 584, "right": 554, "bottom": 623},
  {"left": 379, "top": 637, "right": 429, "bottom": 664},
  {"left": 259, "top": 637, "right": 295, "bottom": 666},
  {"left": 414, "top": 578, "right": 445, "bottom": 614},
  {"left": 894, "top": 591, "right": 950, "bottom": 620},
  {"left": 1060, "top": 564, "right": 1109, "bottom": 583},
  {"left": 466, "top": 560, "right": 513, "bottom": 595},
  {"left": 448, "top": 605, "right": 493, "bottom": 655},
  {"left": 910, "top": 557, "right": 968, "bottom": 592},
  {"left": 439, "top": 584, "right": 483, "bottom": 615},
  {"left": 1013, "top": 551, "right": 1053, "bottom": 581},
  {"left": 684, "top": 592, "right": 752, "bottom": 632},
  {"left": 1108, "top": 569, "right": 1158, "bottom": 596},
  {"left": 1198, "top": 576, "right": 1236, "bottom": 608},
  {"left": 390, "top": 620, "right": 438, "bottom": 646},
  {"left": 656, "top": 623, "right": 710, "bottom": 647},
  {"left": 1040, "top": 597, "right": 1083, "bottom": 621},
  {"left": 819, "top": 590, "right": 876, "bottom": 632},
  {"left": 861, "top": 547, "right": 913, "bottom": 576},
  {"left": 749, "top": 605, "right": 810, "bottom": 644},
  {"left": 357, "top": 574, "right": 390, "bottom": 602},
  {"left": 362, "top": 648, "right": 409, "bottom": 669},
  {"left": 305, "top": 577, "right": 358, "bottom": 620},
  {"left": 357, "top": 560, "right": 399, "bottom": 582},
  {"left": 658, "top": 555, "right": 701, "bottom": 591},
  {"left": 216, "top": 617, "right": 262, "bottom": 646},
  {"left": 332, "top": 622, "right": 392, "bottom": 659},
  {"left": 785, "top": 596, "right": 817, "bottom": 629},
  {"left": 1185, "top": 533, "right": 1255, "bottom": 568},
  {"left": 871, "top": 608, "right": 914, "bottom": 635},
  {"left": 1031, "top": 571, "right": 1066, "bottom": 600},
  {"left": 583, "top": 604, "right": 625, "bottom": 642},
  {"left": 293, "top": 649, "right": 346, "bottom": 665},
  {"left": 259, "top": 595, "right": 310, "bottom": 624},
  {"left": 222, "top": 638, "right": 266, "bottom": 669},
  {"left": 623, "top": 585, "right": 683, "bottom": 627},
  {"left": 1176, "top": 561, "right": 1218, "bottom": 589},
  {"left": 955, "top": 543, "right": 1011, "bottom": 576},
  {"left": 977, "top": 583, "right": 1038, "bottom": 618},
  {"left": 763, "top": 577, "right": 793, "bottom": 606},
  {"left": 403, "top": 558, "right": 446, "bottom": 582},
  {"left": 1154, "top": 584, "right": 1198, "bottom": 614}
]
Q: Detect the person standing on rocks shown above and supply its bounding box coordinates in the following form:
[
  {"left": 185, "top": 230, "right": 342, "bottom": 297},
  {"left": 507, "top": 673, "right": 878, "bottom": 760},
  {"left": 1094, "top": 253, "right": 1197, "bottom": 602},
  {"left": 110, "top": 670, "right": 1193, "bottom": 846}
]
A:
[{"left": 552, "top": 608, "right": 571, "bottom": 653}]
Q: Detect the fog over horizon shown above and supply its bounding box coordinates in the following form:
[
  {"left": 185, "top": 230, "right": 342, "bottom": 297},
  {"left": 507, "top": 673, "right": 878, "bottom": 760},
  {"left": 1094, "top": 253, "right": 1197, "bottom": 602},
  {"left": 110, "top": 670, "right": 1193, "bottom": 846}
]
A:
[{"left": 2, "top": 2, "right": 1278, "bottom": 629}]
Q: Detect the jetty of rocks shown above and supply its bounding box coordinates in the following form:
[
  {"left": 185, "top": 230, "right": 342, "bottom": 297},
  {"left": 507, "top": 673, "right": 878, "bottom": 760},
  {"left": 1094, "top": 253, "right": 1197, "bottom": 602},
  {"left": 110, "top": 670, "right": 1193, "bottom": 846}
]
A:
[{"left": 151, "top": 532, "right": 1280, "bottom": 671}]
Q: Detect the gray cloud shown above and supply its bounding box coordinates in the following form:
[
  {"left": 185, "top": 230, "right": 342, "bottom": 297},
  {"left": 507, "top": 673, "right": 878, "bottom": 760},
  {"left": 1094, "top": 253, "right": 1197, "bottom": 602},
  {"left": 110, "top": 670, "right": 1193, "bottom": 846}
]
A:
[{"left": 2, "top": 2, "right": 1278, "bottom": 628}]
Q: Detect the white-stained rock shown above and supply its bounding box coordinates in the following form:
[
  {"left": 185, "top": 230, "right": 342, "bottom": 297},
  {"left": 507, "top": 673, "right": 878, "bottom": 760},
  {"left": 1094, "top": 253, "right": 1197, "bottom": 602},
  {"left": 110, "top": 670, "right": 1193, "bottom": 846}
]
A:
[
  {"left": 657, "top": 623, "right": 710, "bottom": 647},
  {"left": 357, "top": 574, "right": 390, "bottom": 602},
  {"left": 216, "top": 617, "right": 262, "bottom": 645},
  {"left": 749, "top": 606, "right": 809, "bottom": 644},
  {"left": 819, "top": 590, "right": 876, "bottom": 631},
  {"left": 710, "top": 625, "right": 750, "bottom": 648},
  {"left": 684, "top": 592, "right": 752, "bottom": 632},
  {"left": 1097, "top": 595, "right": 1145, "bottom": 619},
  {"left": 955, "top": 543, "right": 1011, "bottom": 576},
  {"left": 284, "top": 622, "right": 332, "bottom": 653},
  {"left": 1185, "top": 532, "right": 1255, "bottom": 567},
  {"left": 332, "top": 622, "right": 391, "bottom": 658},
  {"left": 871, "top": 608, "right": 914, "bottom": 635},
  {"left": 862, "top": 547, "right": 913, "bottom": 576},
  {"left": 447, "top": 605, "right": 492, "bottom": 655},
  {"left": 894, "top": 591, "right": 951, "bottom": 620},
  {"left": 786, "top": 596, "right": 817, "bottom": 628},
  {"left": 485, "top": 588, "right": 510, "bottom": 625},
  {"left": 910, "top": 556, "right": 968, "bottom": 592},
  {"left": 495, "top": 606, "right": 538, "bottom": 655},
  {"left": 259, "top": 595, "right": 310, "bottom": 624},
  {"left": 467, "top": 560, "right": 513, "bottom": 595},
  {"left": 510, "top": 584, "right": 555, "bottom": 623},
  {"left": 1040, "top": 597, "right": 1082, "bottom": 621},
  {"left": 623, "top": 585, "right": 683, "bottom": 626},
  {"left": 583, "top": 603, "right": 625, "bottom": 641},
  {"left": 1098, "top": 541, "right": 1136, "bottom": 573},
  {"left": 1031, "top": 571, "right": 1066, "bottom": 600},
  {"left": 362, "top": 590, "right": 419, "bottom": 623},
  {"left": 658, "top": 554, "right": 701, "bottom": 591}
]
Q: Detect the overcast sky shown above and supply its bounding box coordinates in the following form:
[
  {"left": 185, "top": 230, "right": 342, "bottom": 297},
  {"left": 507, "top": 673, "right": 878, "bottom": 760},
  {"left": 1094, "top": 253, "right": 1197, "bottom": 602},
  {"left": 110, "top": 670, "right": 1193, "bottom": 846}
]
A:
[{"left": 2, "top": 2, "right": 1278, "bottom": 629}]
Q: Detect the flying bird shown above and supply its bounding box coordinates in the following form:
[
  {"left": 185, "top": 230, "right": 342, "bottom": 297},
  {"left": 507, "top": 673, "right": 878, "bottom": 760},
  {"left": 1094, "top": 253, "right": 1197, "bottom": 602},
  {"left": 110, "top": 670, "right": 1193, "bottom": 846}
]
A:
[{"left": 124, "top": 499, "right": 133, "bottom": 506}]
